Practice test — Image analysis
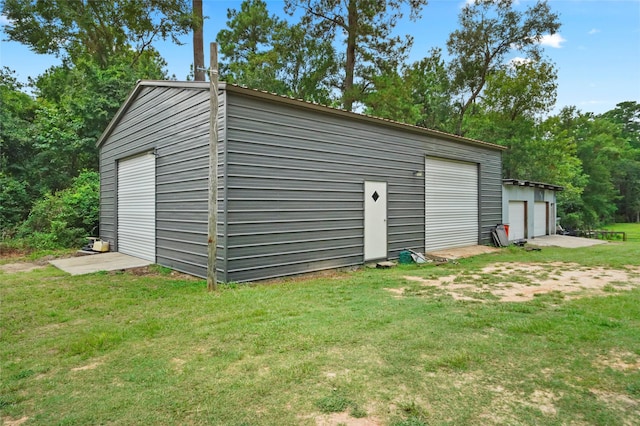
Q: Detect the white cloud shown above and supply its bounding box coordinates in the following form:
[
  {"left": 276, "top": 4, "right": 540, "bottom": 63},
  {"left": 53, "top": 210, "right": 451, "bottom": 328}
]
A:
[
  {"left": 0, "top": 14, "right": 13, "bottom": 26},
  {"left": 588, "top": 28, "right": 601, "bottom": 35},
  {"left": 539, "top": 33, "right": 566, "bottom": 48}
]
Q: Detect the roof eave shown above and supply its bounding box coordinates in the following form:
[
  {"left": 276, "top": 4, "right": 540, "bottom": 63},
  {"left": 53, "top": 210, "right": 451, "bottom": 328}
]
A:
[
  {"left": 223, "top": 84, "right": 507, "bottom": 151},
  {"left": 96, "top": 79, "right": 506, "bottom": 153},
  {"left": 503, "top": 179, "right": 564, "bottom": 191}
]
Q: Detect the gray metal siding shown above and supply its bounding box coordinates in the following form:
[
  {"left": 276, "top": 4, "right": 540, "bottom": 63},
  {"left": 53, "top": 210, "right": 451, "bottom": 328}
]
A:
[
  {"left": 99, "top": 85, "right": 226, "bottom": 278},
  {"left": 224, "top": 92, "right": 502, "bottom": 282}
]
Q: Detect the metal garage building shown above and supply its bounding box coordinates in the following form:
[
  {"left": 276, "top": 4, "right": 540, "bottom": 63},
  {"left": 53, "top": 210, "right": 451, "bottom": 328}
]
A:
[
  {"left": 97, "top": 80, "right": 505, "bottom": 282},
  {"left": 502, "top": 179, "right": 563, "bottom": 241}
]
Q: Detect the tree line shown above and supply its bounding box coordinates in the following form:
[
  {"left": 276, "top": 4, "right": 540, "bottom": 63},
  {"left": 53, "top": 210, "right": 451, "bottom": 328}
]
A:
[{"left": 1, "top": 0, "right": 638, "bottom": 247}]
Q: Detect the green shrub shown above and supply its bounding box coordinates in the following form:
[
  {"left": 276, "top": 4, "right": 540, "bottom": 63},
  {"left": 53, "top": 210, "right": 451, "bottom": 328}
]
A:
[
  {"left": 17, "top": 170, "right": 99, "bottom": 249},
  {"left": 0, "top": 173, "right": 31, "bottom": 236}
]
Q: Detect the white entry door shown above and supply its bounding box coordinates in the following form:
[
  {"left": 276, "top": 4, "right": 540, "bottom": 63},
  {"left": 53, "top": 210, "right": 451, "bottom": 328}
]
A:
[
  {"left": 364, "top": 181, "right": 387, "bottom": 261},
  {"left": 117, "top": 153, "right": 156, "bottom": 262}
]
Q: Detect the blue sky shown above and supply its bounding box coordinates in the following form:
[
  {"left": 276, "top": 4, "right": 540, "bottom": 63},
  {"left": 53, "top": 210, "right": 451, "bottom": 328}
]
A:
[{"left": 1, "top": 0, "right": 639, "bottom": 115}]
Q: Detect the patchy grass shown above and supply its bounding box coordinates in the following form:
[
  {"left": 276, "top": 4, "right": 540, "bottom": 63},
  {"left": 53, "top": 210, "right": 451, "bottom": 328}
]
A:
[
  {"left": 0, "top": 244, "right": 76, "bottom": 264},
  {"left": 1, "top": 242, "right": 640, "bottom": 425},
  {"left": 602, "top": 223, "right": 640, "bottom": 242}
]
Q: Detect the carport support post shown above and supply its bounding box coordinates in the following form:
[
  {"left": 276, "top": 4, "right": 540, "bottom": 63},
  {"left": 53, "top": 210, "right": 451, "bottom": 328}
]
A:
[{"left": 207, "top": 42, "right": 218, "bottom": 291}]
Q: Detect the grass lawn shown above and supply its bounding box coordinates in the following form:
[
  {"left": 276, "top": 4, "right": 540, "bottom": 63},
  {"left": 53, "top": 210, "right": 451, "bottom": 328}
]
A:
[
  {"left": 2, "top": 242, "right": 640, "bottom": 425},
  {"left": 602, "top": 223, "right": 640, "bottom": 242}
]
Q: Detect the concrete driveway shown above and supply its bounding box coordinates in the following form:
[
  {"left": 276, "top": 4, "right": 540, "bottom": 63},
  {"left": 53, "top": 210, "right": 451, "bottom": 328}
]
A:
[
  {"left": 526, "top": 235, "right": 608, "bottom": 248},
  {"left": 49, "top": 252, "right": 152, "bottom": 275}
]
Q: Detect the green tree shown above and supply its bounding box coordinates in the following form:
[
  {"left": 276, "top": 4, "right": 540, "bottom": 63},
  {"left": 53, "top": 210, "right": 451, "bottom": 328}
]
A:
[
  {"left": 601, "top": 101, "right": 640, "bottom": 149},
  {"left": 217, "top": 0, "right": 336, "bottom": 103},
  {"left": 601, "top": 102, "right": 640, "bottom": 222},
  {"left": 2, "top": 0, "right": 196, "bottom": 67},
  {"left": 285, "top": 0, "right": 427, "bottom": 111},
  {"left": 544, "top": 107, "right": 628, "bottom": 228},
  {"left": 576, "top": 116, "right": 624, "bottom": 227},
  {"left": 613, "top": 157, "right": 640, "bottom": 222},
  {"left": 363, "top": 48, "right": 455, "bottom": 130},
  {"left": 363, "top": 69, "right": 421, "bottom": 124},
  {"left": 464, "top": 58, "right": 558, "bottom": 179},
  {"left": 0, "top": 67, "right": 36, "bottom": 179},
  {"left": 29, "top": 51, "right": 167, "bottom": 193},
  {"left": 526, "top": 111, "right": 587, "bottom": 229},
  {"left": 0, "top": 68, "right": 38, "bottom": 229},
  {"left": 464, "top": 109, "right": 538, "bottom": 177},
  {"left": 273, "top": 23, "right": 337, "bottom": 104},
  {"left": 1, "top": 0, "right": 193, "bottom": 237},
  {"left": 0, "top": 173, "right": 30, "bottom": 235},
  {"left": 18, "top": 170, "right": 100, "bottom": 248},
  {"left": 446, "top": 0, "right": 560, "bottom": 135},
  {"left": 404, "top": 49, "right": 455, "bottom": 132},
  {"left": 217, "top": 0, "right": 283, "bottom": 91},
  {"left": 482, "top": 59, "right": 557, "bottom": 121}
]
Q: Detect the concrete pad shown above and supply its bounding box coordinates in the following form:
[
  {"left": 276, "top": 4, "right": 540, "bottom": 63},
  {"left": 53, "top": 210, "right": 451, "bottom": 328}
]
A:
[
  {"left": 526, "top": 235, "right": 608, "bottom": 248},
  {"left": 427, "top": 245, "right": 501, "bottom": 260},
  {"left": 49, "top": 252, "right": 152, "bottom": 275}
]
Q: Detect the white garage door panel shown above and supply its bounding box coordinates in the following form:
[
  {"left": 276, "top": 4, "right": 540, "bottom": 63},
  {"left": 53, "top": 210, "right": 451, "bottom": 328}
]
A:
[
  {"left": 508, "top": 201, "right": 526, "bottom": 240},
  {"left": 534, "top": 202, "right": 548, "bottom": 237},
  {"left": 425, "top": 157, "right": 478, "bottom": 251},
  {"left": 118, "top": 153, "right": 156, "bottom": 262}
]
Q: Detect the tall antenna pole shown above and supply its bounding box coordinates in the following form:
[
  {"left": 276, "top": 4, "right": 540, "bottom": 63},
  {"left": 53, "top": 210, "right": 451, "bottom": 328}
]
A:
[{"left": 207, "top": 42, "right": 219, "bottom": 291}]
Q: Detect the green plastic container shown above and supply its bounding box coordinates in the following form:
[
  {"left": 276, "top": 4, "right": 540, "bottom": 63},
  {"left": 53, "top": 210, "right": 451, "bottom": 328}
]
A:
[{"left": 398, "top": 250, "right": 414, "bottom": 264}]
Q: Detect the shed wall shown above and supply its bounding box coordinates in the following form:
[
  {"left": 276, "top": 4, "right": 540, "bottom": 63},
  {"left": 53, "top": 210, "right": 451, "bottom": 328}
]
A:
[
  {"left": 502, "top": 185, "right": 558, "bottom": 238},
  {"left": 99, "top": 86, "right": 225, "bottom": 277},
  {"left": 224, "top": 92, "right": 502, "bottom": 282}
]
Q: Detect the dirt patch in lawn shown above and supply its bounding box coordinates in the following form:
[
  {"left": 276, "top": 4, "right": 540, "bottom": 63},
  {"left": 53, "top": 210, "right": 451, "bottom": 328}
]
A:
[
  {"left": 428, "top": 245, "right": 501, "bottom": 259},
  {"left": 314, "top": 412, "right": 381, "bottom": 426},
  {"left": 1, "top": 254, "right": 73, "bottom": 273},
  {"left": 123, "top": 265, "right": 201, "bottom": 280},
  {"left": 589, "top": 388, "right": 640, "bottom": 422},
  {"left": 594, "top": 349, "right": 640, "bottom": 372},
  {"left": 0, "top": 262, "right": 47, "bottom": 273},
  {"left": 2, "top": 416, "right": 30, "bottom": 426},
  {"left": 395, "top": 262, "right": 640, "bottom": 302},
  {"left": 71, "top": 361, "right": 102, "bottom": 372}
]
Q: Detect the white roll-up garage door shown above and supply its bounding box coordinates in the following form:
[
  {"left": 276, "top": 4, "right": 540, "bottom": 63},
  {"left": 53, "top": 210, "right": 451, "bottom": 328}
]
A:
[
  {"left": 425, "top": 157, "right": 478, "bottom": 251},
  {"left": 534, "top": 202, "right": 548, "bottom": 237},
  {"left": 508, "top": 201, "right": 526, "bottom": 240},
  {"left": 117, "top": 153, "right": 156, "bottom": 261}
]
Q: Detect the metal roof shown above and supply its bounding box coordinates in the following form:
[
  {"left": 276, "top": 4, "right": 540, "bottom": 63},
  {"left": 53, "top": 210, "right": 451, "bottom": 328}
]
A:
[
  {"left": 97, "top": 80, "right": 508, "bottom": 151},
  {"left": 503, "top": 179, "right": 564, "bottom": 191}
]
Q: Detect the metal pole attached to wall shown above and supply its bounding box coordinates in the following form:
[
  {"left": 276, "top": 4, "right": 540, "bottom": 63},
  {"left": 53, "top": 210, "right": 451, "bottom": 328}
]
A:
[{"left": 207, "top": 42, "right": 219, "bottom": 291}]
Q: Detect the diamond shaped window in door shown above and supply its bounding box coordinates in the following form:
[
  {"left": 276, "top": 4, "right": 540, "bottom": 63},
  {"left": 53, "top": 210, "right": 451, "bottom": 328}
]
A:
[{"left": 372, "top": 191, "right": 380, "bottom": 202}]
